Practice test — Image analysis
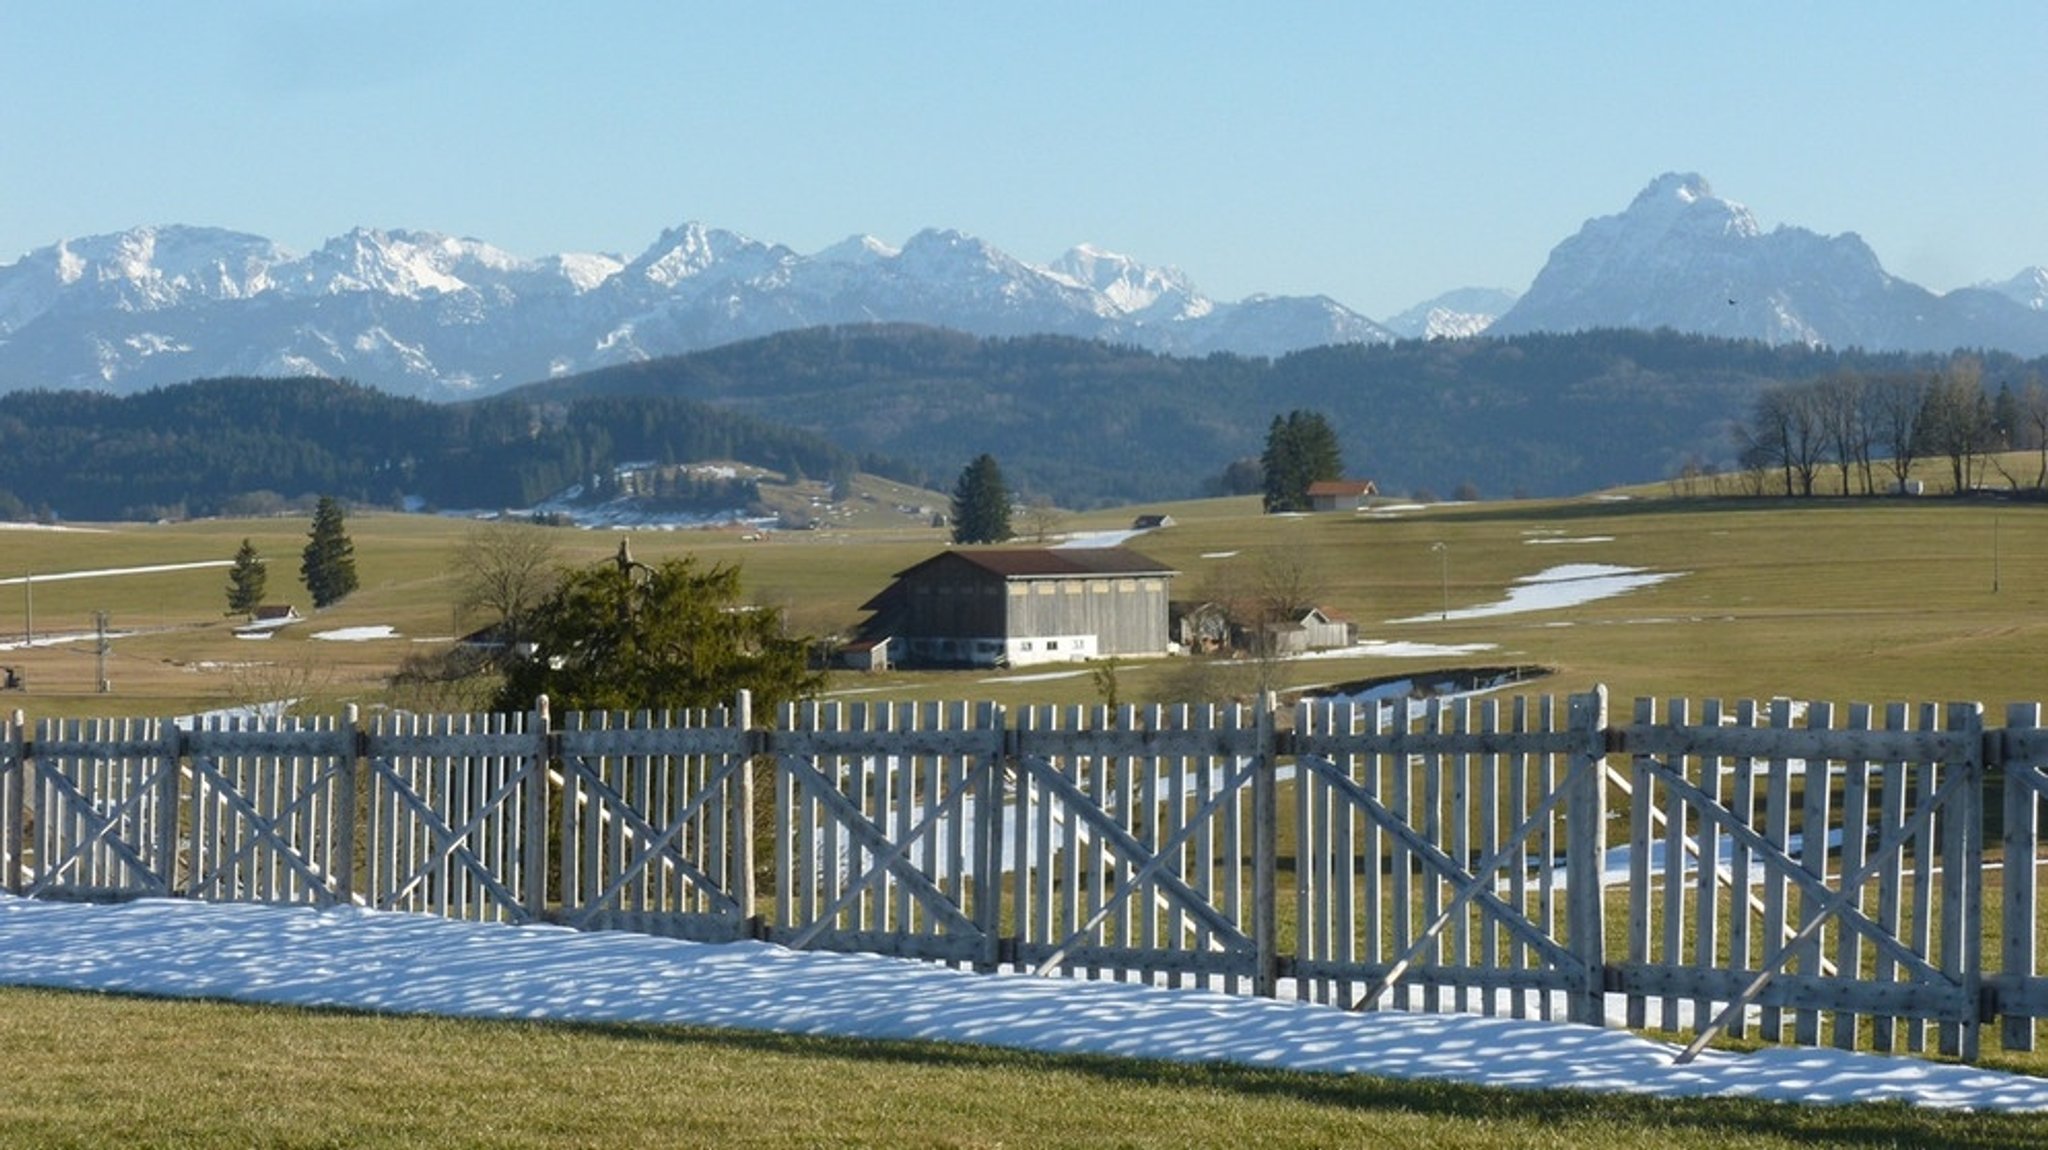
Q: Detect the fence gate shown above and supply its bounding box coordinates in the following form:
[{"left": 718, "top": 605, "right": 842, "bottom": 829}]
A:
[
  {"left": 17, "top": 717, "right": 181, "bottom": 900},
  {"left": 1290, "top": 691, "right": 1609, "bottom": 1024},
  {"left": 1006, "top": 702, "right": 1270, "bottom": 993},
  {"left": 181, "top": 713, "right": 359, "bottom": 907},
  {"left": 553, "top": 705, "right": 755, "bottom": 941},
  {"left": 365, "top": 710, "right": 547, "bottom": 923},
  {"left": 772, "top": 700, "right": 1005, "bottom": 967},
  {"left": 1619, "top": 697, "right": 1983, "bottom": 1061}
]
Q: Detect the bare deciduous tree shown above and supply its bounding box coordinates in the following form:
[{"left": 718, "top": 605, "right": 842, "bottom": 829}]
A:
[{"left": 453, "top": 522, "right": 565, "bottom": 647}]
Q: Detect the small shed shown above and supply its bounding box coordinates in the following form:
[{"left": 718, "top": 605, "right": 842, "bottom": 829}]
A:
[
  {"left": 1306, "top": 480, "right": 1379, "bottom": 512},
  {"left": 234, "top": 604, "right": 303, "bottom": 636},
  {"left": 1131, "top": 513, "right": 1176, "bottom": 530},
  {"left": 1262, "top": 607, "right": 1356, "bottom": 656},
  {"left": 839, "top": 636, "right": 893, "bottom": 672}
]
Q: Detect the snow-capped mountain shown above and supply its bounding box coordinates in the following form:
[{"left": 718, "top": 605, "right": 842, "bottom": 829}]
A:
[
  {"left": 0, "top": 223, "right": 1391, "bottom": 399},
  {"left": 1382, "top": 287, "right": 1520, "bottom": 340},
  {"left": 1983, "top": 267, "right": 2048, "bottom": 312},
  {"left": 1488, "top": 173, "right": 2048, "bottom": 355}
]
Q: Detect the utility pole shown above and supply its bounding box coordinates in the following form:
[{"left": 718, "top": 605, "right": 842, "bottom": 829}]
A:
[
  {"left": 95, "top": 610, "right": 111, "bottom": 693},
  {"left": 1432, "top": 542, "right": 1449, "bottom": 621},
  {"left": 22, "top": 573, "right": 30, "bottom": 645}
]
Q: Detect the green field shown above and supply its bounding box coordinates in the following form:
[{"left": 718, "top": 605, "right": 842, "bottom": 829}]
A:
[
  {"left": 4, "top": 486, "right": 2048, "bottom": 1146},
  {"left": 3, "top": 483, "right": 2044, "bottom": 722}
]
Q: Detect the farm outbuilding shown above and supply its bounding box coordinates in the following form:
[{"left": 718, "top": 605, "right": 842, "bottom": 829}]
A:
[
  {"left": 857, "top": 547, "right": 1178, "bottom": 668},
  {"left": 1306, "top": 480, "right": 1378, "bottom": 512}
]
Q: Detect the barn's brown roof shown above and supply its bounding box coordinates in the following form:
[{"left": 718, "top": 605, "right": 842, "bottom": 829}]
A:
[{"left": 925, "top": 546, "right": 1177, "bottom": 579}]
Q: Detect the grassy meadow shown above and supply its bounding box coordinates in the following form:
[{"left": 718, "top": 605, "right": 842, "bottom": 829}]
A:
[
  {"left": 4, "top": 481, "right": 2045, "bottom": 722},
  {"left": 5, "top": 482, "right": 2048, "bottom": 1146}
]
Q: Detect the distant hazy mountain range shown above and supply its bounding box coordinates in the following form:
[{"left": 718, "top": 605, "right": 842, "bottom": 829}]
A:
[{"left": 1, "top": 173, "right": 2044, "bottom": 399}]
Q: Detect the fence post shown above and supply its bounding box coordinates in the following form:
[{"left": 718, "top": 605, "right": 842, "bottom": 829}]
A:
[
  {"left": 1947, "top": 702, "right": 1985, "bottom": 1061},
  {"left": 732, "top": 690, "right": 757, "bottom": 934},
  {"left": 2004, "top": 703, "right": 2040, "bottom": 1052},
  {"left": 1253, "top": 691, "right": 1279, "bottom": 998},
  {"left": 1566, "top": 686, "right": 1610, "bottom": 1027},
  {"left": 526, "top": 695, "right": 552, "bottom": 918},
  {"left": 334, "top": 703, "right": 361, "bottom": 906},
  {"left": 2, "top": 709, "right": 22, "bottom": 895},
  {"left": 973, "top": 702, "right": 1007, "bottom": 974}
]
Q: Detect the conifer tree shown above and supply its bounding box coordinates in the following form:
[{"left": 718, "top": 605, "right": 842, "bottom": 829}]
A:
[
  {"left": 493, "top": 551, "right": 820, "bottom": 713},
  {"left": 1260, "top": 410, "right": 1344, "bottom": 512},
  {"left": 300, "top": 496, "right": 359, "bottom": 608},
  {"left": 949, "top": 453, "right": 1011, "bottom": 544},
  {"left": 225, "top": 538, "right": 268, "bottom": 616}
]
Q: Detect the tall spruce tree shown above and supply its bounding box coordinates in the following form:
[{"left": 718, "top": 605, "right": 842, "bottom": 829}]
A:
[
  {"left": 1260, "top": 410, "right": 1344, "bottom": 512},
  {"left": 225, "top": 538, "right": 268, "bottom": 616},
  {"left": 300, "top": 496, "right": 359, "bottom": 608},
  {"left": 950, "top": 453, "right": 1012, "bottom": 544}
]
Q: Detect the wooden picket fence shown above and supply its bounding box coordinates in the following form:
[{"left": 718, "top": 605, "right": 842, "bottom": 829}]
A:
[{"left": 3, "top": 686, "right": 2045, "bottom": 1064}]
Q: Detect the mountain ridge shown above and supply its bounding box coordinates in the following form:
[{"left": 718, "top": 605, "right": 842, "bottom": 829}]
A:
[{"left": 4, "top": 173, "right": 2047, "bottom": 397}]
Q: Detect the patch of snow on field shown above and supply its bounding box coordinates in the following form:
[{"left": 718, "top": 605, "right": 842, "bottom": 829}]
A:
[
  {"left": 310, "top": 625, "right": 401, "bottom": 642},
  {"left": 1389, "top": 564, "right": 1682, "bottom": 624},
  {"left": 0, "top": 896, "right": 2040, "bottom": 1112},
  {"left": 0, "top": 560, "right": 231, "bottom": 586}
]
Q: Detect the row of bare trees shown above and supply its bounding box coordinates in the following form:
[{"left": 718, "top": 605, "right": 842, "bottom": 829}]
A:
[{"left": 1733, "top": 359, "right": 2048, "bottom": 497}]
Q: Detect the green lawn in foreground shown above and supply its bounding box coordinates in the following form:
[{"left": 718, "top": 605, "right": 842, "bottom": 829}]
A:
[{"left": 0, "top": 986, "right": 2036, "bottom": 1150}]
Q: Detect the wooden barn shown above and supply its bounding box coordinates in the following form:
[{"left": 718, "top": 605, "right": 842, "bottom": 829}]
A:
[
  {"left": 857, "top": 547, "right": 1178, "bottom": 668},
  {"left": 1306, "top": 479, "right": 1378, "bottom": 512}
]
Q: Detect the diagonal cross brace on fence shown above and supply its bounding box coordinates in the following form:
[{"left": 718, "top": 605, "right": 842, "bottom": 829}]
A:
[
  {"left": 776, "top": 751, "right": 982, "bottom": 940},
  {"left": 24, "top": 758, "right": 176, "bottom": 897},
  {"left": 182, "top": 752, "right": 351, "bottom": 905},
  {"left": 368, "top": 755, "right": 541, "bottom": 921},
  {"left": 1016, "top": 750, "right": 1257, "bottom": 974},
  {"left": 1344, "top": 752, "right": 1597, "bottom": 1011},
  {"left": 785, "top": 757, "right": 982, "bottom": 951},
  {"left": 1672, "top": 765, "right": 1974, "bottom": 1064},
  {"left": 1293, "top": 749, "right": 1587, "bottom": 1006},
  {"left": 1025, "top": 751, "right": 1262, "bottom": 977},
  {"left": 1636, "top": 753, "right": 1958, "bottom": 991},
  {"left": 552, "top": 753, "right": 747, "bottom": 924}
]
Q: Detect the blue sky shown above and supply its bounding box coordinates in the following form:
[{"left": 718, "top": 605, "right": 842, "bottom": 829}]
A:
[{"left": 4, "top": 3, "right": 2043, "bottom": 319}]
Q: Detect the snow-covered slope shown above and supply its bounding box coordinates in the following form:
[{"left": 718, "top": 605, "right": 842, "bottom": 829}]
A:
[
  {"left": 0, "top": 223, "right": 1391, "bottom": 398},
  {"left": 1489, "top": 173, "right": 2048, "bottom": 355},
  {"left": 1382, "top": 287, "right": 1520, "bottom": 340}
]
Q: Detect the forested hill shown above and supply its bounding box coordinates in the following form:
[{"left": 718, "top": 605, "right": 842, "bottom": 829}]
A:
[
  {"left": 502, "top": 324, "right": 2038, "bottom": 505},
  {"left": 0, "top": 376, "right": 883, "bottom": 521},
  {"left": 4, "top": 328, "right": 2037, "bottom": 521}
]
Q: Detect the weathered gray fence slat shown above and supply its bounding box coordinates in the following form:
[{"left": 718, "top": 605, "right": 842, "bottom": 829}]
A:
[
  {"left": 553, "top": 703, "right": 752, "bottom": 941},
  {"left": 26, "top": 717, "right": 179, "bottom": 899},
  {"left": 2, "top": 711, "right": 24, "bottom": 894},
  {"left": 181, "top": 713, "right": 356, "bottom": 908},
  {"left": 2003, "top": 705, "right": 2048, "bottom": 1052},
  {"left": 366, "top": 711, "right": 543, "bottom": 924},
  {"left": 772, "top": 700, "right": 998, "bottom": 966},
  {"left": 1008, "top": 702, "right": 1260, "bottom": 988}
]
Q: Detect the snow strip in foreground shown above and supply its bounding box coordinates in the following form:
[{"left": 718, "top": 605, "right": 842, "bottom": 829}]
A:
[{"left": 0, "top": 897, "right": 2040, "bottom": 1112}]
